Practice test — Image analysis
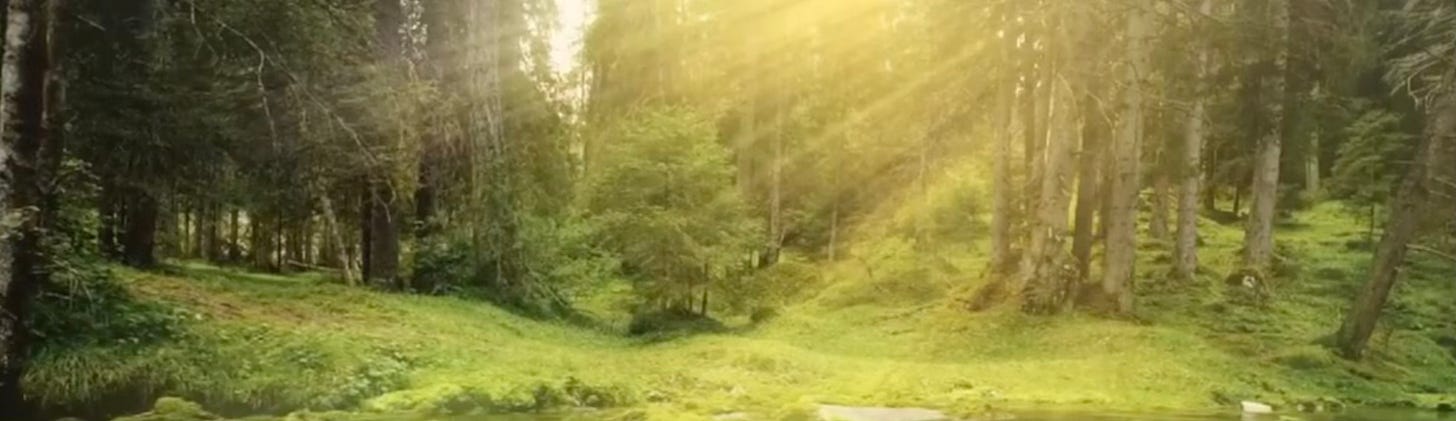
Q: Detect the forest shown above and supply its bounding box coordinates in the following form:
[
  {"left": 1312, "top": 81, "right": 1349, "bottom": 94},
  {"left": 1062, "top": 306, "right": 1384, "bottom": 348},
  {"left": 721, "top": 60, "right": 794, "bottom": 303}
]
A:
[{"left": 0, "top": 0, "right": 1454, "bottom": 420}]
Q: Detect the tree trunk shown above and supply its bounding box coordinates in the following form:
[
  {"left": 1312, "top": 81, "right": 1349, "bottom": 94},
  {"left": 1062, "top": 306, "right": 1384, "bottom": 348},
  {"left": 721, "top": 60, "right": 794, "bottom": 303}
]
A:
[
  {"left": 1021, "top": 76, "right": 1078, "bottom": 314},
  {"left": 1175, "top": 0, "right": 1213, "bottom": 281},
  {"left": 1099, "top": 4, "right": 1148, "bottom": 315},
  {"left": 766, "top": 100, "right": 783, "bottom": 266},
  {"left": 122, "top": 190, "right": 159, "bottom": 268},
  {"left": 364, "top": 183, "right": 399, "bottom": 286},
  {"left": 98, "top": 183, "right": 120, "bottom": 258},
  {"left": 1233, "top": 184, "right": 1243, "bottom": 215},
  {"left": 1072, "top": 90, "right": 1105, "bottom": 281},
  {"left": 228, "top": 208, "right": 240, "bottom": 261},
  {"left": 1, "top": 0, "right": 60, "bottom": 412},
  {"left": 414, "top": 157, "right": 437, "bottom": 239},
  {"left": 989, "top": 47, "right": 1019, "bottom": 275},
  {"left": 1242, "top": 0, "right": 1289, "bottom": 272},
  {"left": 1335, "top": 80, "right": 1455, "bottom": 359},
  {"left": 321, "top": 195, "right": 357, "bottom": 284},
  {"left": 205, "top": 205, "right": 222, "bottom": 262},
  {"left": 251, "top": 212, "right": 271, "bottom": 269},
  {"left": 1150, "top": 167, "right": 1172, "bottom": 241},
  {"left": 736, "top": 80, "right": 756, "bottom": 199}
]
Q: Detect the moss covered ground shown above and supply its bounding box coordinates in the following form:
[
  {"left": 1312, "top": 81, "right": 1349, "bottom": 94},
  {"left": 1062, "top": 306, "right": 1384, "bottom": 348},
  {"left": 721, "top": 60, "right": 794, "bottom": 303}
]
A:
[{"left": 26, "top": 197, "right": 1456, "bottom": 421}]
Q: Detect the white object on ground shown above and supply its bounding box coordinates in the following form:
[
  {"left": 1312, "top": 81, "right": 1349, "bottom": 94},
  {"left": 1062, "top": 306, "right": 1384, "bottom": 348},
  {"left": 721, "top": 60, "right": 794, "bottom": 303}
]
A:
[{"left": 1241, "top": 401, "right": 1274, "bottom": 414}]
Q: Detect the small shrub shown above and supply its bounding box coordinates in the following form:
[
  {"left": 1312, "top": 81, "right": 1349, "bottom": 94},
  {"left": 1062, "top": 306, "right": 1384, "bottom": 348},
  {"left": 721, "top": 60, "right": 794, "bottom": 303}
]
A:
[{"left": 627, "top": 308, "right": 725, "bottom": 337}]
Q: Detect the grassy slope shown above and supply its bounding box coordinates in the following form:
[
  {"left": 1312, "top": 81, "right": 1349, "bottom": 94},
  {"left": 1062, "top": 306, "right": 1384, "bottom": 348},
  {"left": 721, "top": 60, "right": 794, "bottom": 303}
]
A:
[{"left": 27, "top": 195, "right": 1456, "bottom": 420}]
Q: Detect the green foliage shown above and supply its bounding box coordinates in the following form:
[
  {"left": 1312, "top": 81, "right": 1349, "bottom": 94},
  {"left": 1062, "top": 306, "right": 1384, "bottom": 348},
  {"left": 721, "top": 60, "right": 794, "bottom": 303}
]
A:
[
  {"left": 409, "top": 236, "right": 476, "bottom": 295},
  {"left": 518, "top": 214, "right": 622, "bottom": 303},
  {"left": 1330, "top": 109, "right": 1417, "bottom": 211},
  {"left": 29, "top": 264, "right": 187, "bottom": 351},
  {"left": 582, "top": 108, "right": 761, "bottom": 313}
]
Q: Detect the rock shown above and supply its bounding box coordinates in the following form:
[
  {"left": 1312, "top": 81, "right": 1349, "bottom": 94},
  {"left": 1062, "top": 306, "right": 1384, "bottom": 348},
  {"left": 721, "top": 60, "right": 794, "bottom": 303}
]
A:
[
  {"left": 816, "top": 405, "right": 947, "bottom": 421},
  {"left": 1241, "top": 401, "right": 1274, "bottom": 415}
]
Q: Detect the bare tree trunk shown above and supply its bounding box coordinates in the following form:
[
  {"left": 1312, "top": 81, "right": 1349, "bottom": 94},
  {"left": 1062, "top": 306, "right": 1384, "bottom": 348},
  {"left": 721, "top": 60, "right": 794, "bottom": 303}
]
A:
[
  {"left": 1305, "top": 84, "right": 1323, "bottom": 196},
  {"left": 365, "top": 183, "right": 399, "bottom": 285},
  {"left": 122, "top": 191, "right": 159, "bottom": 267},
  {"left": 1150, "top": 168, "right": 1172, "bottom": 241},
  {"left": 364, "top": 0, "right": 405, "bottom": 287},
  {"left": 989, "top": 46, "right": 1019, "bottom": 275},
  {"left": 736, "top": 71, "right": 756, "bottom": 199},
  {"left": 1175, "top": 0, "right": 1213, "bottom": 281},
  {"left": 827, "top": 126, "right": 845, "bottom": 261},
  {"left": 1242, "top": 0, "right": 1289, "bottom": 272},
  {"left": 1336, "top": 81, "right": 1455, "bottom": 359},
  {"left": 1099, "top": 4, "right": 1148, "bottom": 315},
  {"left": 228, "top": 208, "right": 240, "bottom": 261},
  {"left": 0, "top": 0, "right": 60, "bottom": 412},
  {"left": 1072, "top": 89, "right": 1105, "bottom": 280},
  {"left": 98, "top": 183, "right": 120, "bottom": 258},
  {"left": 1021, "top": 76, "right": 1078, "bottom": 314},
  {"left": 766, "top": 102, "right": 783, "bottom": 266},
  {"left": 205, "top": 204, "right": 222, "bottom": 262}
]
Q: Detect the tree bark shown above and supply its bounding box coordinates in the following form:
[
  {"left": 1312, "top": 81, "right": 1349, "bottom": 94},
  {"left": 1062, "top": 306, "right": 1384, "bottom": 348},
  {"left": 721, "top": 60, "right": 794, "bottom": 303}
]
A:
[
  {"left": 364, "top": 183, "right": 399, "bottom": 286},
  {"left": 1021, "top": 76, "right": 1078, "bottom": 314},
  {"left": 1335, "top": 76, "right": 1455, "bottom": 360},
  {"left": 363, "top": 0, "right": 405, "bottom": 287},
  {"left": 766, "top": 96, "right": 784, "bottom": 266},
  {"left": 321, "top": 194, "right": 357, "bottom": 285},
  {"left": 0, "top": 0, "right": 60, "bottom": 412},
  {"left": 1150, "top": 165, "right": 1172, "bottom": 241},
  {"left": 228, "top": 208, "right": 240, "bottom": 261},
  {"left": 122, "top": 190, "right": 159, "bottom": 268},
  {"left": 1242, "top": 0, "right": 1289, "bottom": 272},
  {"left": 98, "top": 183, "right": 120, "bottom": 258},
  {"left": 1099, "top": 4, "right": 1148, "bottom": 315},
  {"left": 1072, "top": 87, "right": 1106, "bottom": 281},
  {"left": 989, "top": 37, "right": 1020, "bottom": 275},
  {"left": 1175, "top": 0, "right": 1214, "bottom": 281}
]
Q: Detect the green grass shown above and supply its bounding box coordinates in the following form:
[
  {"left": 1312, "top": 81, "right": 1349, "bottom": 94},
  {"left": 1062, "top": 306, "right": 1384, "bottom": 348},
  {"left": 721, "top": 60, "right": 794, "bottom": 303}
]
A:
[{"left": 27, "top": 197, "right": 1456, "bottom": 420}]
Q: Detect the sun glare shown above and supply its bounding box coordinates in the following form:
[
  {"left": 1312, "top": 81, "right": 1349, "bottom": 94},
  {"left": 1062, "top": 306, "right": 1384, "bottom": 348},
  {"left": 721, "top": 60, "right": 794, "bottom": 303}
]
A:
[{"left": 551, "top": 0, "right": 593, "bottom": 75}]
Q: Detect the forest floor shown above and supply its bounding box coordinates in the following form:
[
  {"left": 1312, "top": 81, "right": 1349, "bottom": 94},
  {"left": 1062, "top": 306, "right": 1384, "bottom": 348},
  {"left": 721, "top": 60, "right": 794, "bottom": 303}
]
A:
[{"left": 27, "top": 203, "right": 1456, "bottom": 421}]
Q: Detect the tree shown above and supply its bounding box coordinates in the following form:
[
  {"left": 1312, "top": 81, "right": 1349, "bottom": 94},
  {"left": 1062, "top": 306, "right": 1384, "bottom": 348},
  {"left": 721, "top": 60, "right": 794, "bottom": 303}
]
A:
[
  {"left": 1, "top": 0, "right": 64, "bottom": 412},
  {"left": 581, "top": 109, "right": 759, "bottom": 313},
  {"left": 1335, "top": 76, "right": 1454, "bottom": 359},
  {"left": 988, "top": 5, "right": 1019, "bottom": 276},
  {"left": 1241, "top": 0, "right": 1290, "bottom": 273},
  {"left": 1174, "top": 0, "right": 1214, "bottom": 281},
  {"left": 1100, "top": 3, "right": 1150, "bottom": 315}
]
